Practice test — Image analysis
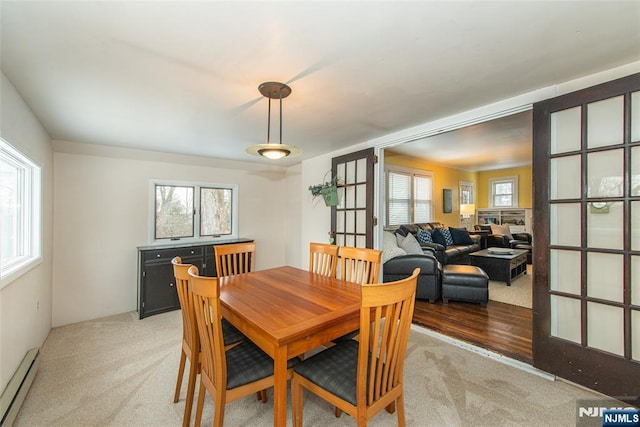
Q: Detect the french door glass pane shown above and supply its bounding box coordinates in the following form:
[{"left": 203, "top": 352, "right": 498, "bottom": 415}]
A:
[
  {"left": 587, "top": 149, "right": 624, "bottom": 198},
  {"left": 550, "top": 203, "right": 581, "bottom": 247},
  {"left": 337, "top": 187, "right": 345, "bottom": 209},
  {"left": 345, "top": 160, "right": 356, "bottom": 184},
  {"left": 356, "top": 210, "right": 366, "bottom": 234},
  {"left": 356, "top": 235, "right": 366, "bottom": 248},
  {"left": 632, "top": 146, "right": 640, "bottom": 197},
  {"left": 587, "top": 96, "right": 624, "bottom": 149},
  {"left": 356, "top": 158, "right": 366, "bottom": 182},
  {"left": 550, "top": 249, "right": 581, "bottom": 295},
  {"left": 551, "top": 106, "right": 581, "bottom": 154},
  {"left": 356, "top": 183, "right": 366, "bottom": 208},
  {"left": 587, "top": 201, "right": 623, "bottom": 250},
  {"left": 633, "top": 310, "right": 640, "bottom": 362},
  {"left": 633, "top": 201, "right": 640, "bottom": 251},
  {"left": 587, "top": 252, "right": 623, "bottom": 303},
  {"left": 337, "top": 163, "right": 345, "bottom": 185},
  {"left": 550, "top": 156, "right": 581, "bottom": 200},
  {"left": 587, "top": 302, "right": 624, "bottom": 356},
  {"left": 345, "top": 185, "right": 355, "bottom": 209},
  {"left": 550, "top": 295, "right": 581, "bottom": 344},
  {"left": 632, "top": 255, "right": 640, "bottom": 306},
  {"left": 632, "top": 91, "right": 640, "bottom": 142},
  {"left": 345, "top": 211, "right": 355, "bottom": 234},
  {"left": 336, "top": 234, "right": 344, "bottom": 246}
]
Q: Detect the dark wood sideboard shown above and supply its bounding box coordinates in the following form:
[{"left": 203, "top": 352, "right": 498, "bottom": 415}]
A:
[{"left": 137, "top": 238, "right": 253, "bottom": 319}]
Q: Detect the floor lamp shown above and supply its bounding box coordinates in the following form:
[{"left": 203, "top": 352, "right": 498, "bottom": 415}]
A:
[{"left": 460, "top": 203, "right": 476, "bottom": 231}]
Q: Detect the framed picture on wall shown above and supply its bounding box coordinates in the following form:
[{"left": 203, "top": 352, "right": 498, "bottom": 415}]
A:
[{"left": 443, "top": 189, "right": 452, "bottom": 213}]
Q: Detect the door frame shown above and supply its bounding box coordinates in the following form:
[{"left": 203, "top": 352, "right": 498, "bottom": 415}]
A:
[{"left": 532, "top": 72, "right": 640, "bottom": 405}]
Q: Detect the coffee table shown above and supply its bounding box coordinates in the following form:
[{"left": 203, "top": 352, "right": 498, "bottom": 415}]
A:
[{"left": 469, "top": 248, "right": 528, "bottom": 286}]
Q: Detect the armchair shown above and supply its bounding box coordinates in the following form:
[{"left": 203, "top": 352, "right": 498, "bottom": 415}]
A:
[
  {"left": 475, "top": 224, "right": 533, "bottom": 264},
  {"left": 475, "top": 224, "right": 532, "bottom": 249}
]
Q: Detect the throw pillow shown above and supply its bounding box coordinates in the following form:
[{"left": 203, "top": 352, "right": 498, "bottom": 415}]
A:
[
  {"left": 430, "top": 228, "right": 448, "bottom": 247},
  {"left": 382, "top": 246, "right": 407, "bottom": 263},
  {"left": 449, "top": 227, "right": 474, "bottom": 245},
  {"left": 398, "top": 231, "right": 423, "bottom": 255},
  {"left": 416, "top": 228, "right": 433, "bottom": 245},
  {"left": 440, "top": 228, "right": 455, "bottom": 246},
  {"left": 490, "top": 223, "right": 513, "bottom": 240},
  {"left": 382, "top": 231, "right": 408, "bottom": 263},
  {"left": 383, "top": 231, "right": 399, "bottom": 251}
]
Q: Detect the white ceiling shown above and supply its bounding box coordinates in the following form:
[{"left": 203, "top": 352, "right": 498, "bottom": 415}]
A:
[
  {"left": 386, "top": 110, "right": 533, "bottom": 171},
  {"left": 2, "top": 1, "right": 639, "bottom": 167}
]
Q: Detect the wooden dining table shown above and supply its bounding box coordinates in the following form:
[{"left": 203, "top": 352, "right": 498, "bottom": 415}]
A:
[{"left": 218, "top": 265, "right": 362, "bottom": 426}]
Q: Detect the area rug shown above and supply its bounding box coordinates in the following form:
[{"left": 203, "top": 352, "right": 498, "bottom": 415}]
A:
[{"left": 488, "top": 265, "right": 532, "bottom": 309}]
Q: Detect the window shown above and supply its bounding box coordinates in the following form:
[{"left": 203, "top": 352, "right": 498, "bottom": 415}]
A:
[
  {"left": 385, "top": 168, "right": 433, "bottom": 227},
  {"left": 0, "top": 138, "right": 42, "bottom": 288},
  {"left": 489, "top": 176, "right": 518, "bottom": 208},
  {"left": 459, "top": 181, "right": 474, "bottom": 204},
  {"left": 151, "top": 180, "right": 237, "bottom": 242}
]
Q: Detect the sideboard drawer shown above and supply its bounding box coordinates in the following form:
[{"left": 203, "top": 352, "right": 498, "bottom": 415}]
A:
[{"left": 143, "top": 246, "right": 204, "bottom": 262}]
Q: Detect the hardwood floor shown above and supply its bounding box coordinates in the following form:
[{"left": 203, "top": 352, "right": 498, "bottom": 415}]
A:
[{"left": 412, "top": 299, "right": 533, "bottom": 364}]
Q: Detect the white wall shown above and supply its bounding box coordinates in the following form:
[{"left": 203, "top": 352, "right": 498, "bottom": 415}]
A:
[
  {"left": 0, "top": 73, "right": 54, "bottom": 392},
  {"left": 52, "top": 141, "right": 289, "bottom": 326},
  {"left": 297, "top": 143, "right": 371, "bottom": 270}
]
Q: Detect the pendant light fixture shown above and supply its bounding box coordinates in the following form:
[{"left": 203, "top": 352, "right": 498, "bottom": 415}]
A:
[{"left": 245, "top": 82, "right": 301, "bottom": 160}]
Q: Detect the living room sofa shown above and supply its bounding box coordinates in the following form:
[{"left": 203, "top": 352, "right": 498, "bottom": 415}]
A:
[{"left": 394, "top": 222, "right": 481, "bottom": 265}]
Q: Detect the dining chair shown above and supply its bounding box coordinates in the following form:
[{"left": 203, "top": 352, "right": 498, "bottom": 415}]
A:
[
  {"left": 214, "top": 242, "right": 256, "bottom": 277},
  {"left": 188, "top": 266, "right": 300, "bottom": 427},
  {"left": 309, "top": 242, "right": 339, "bottom": 277},
  {"left": 171, "top": 257, "right": 245, "bottom": 427},
  {"left": 338, "top": 246, "right": 382, "bottom": 285},
  {"left": 291, "top": 268, "right": 419, "bottom": 427}
]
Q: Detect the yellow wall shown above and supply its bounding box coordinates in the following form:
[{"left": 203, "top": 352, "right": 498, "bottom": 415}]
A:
[
  {"left": 476, "top": 166, "right": 533, "bottom": 209},
  {"left": 385, "top": 153, "right": 533, "bottom": 225},
  {"left": 385, "top": 153, "right": 477, "bottom": 226}
]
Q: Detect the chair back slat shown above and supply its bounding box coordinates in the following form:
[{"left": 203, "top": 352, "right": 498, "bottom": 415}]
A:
[
  {"left": 338, "top": 246, "right": 382, "bottom": 285},
  {"left": 188, "top": 266, "right": 227, "bottom": 392},
  {"left": 171, "top": 257, "right": 199, "bottom": 355},
  {"left": 214, "top": 242, "right": 256, "bottom": 277},
  {"left": 358, "top": 268, "right": 418, "bottom": 408},
  {"left": 309, "top": 242, "right": 339, "bottom": 277}
]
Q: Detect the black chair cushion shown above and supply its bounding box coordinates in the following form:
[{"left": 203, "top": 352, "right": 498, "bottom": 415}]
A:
[
  {"left": 226, "top": 341, "right": 299, "bottom": 390},
  {"left": 222, "top": 318, "right": 245, "bottom": 346},
  {"left": 293, "top": 340, "right": 359, "bottom": 405}
]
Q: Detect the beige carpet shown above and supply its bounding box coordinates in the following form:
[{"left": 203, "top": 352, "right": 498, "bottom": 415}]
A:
[
  {"left": 488, "top": 265, "right": 532, "bottom": 309},
  {"left": 14, "top": 309, "right": 612, "bottom": 426}
]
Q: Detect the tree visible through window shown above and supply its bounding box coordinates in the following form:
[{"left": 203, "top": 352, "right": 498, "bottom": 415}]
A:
[
  {"left": 152, "top": 181, "right": 236, "bottom": 242},
  {"left": 200, "top": 187, "right": 232, "bottom": 236},
  {"left": 155, "top": 185, "right": 194, "bottom": 239}
]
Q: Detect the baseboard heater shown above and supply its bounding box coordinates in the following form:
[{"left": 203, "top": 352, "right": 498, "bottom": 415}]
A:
[{"left": 0, "top": 348, "right": 40, "bottom": 427}]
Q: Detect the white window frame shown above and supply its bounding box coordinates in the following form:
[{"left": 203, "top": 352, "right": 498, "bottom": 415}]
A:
[
  {"left": 149, "top": 179, "right": 238, "bottom": 244},
  {"left": 385, "top": 166, "right": 434, "bottom": 228},
  {"left": 0, "top": 138, "right": 42, "bottom": 289},
  {"left": 489, "top": 176, "right": 518, "bottom": 208}
]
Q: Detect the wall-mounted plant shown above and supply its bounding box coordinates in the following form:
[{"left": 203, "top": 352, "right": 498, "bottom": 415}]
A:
[{"left": 309, "top": 173, "right": 339, "bottom": 206}]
